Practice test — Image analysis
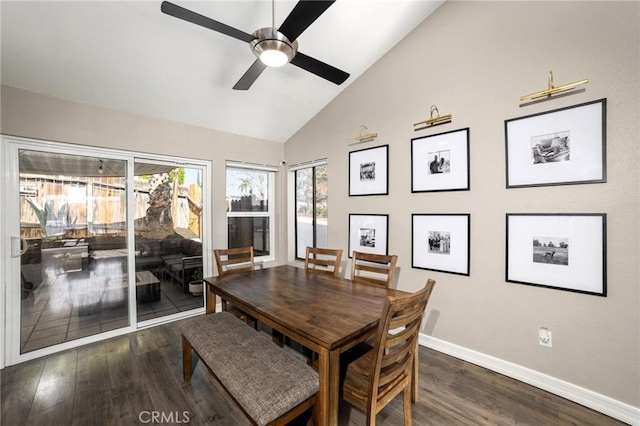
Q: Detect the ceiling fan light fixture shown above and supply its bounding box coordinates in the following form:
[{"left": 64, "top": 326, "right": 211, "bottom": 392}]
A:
[{"left": 251, "top": 28, "right": 298, "bottom": 67}]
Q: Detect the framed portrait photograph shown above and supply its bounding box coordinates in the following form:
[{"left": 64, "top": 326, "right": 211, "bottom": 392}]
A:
[
  {"left": 411, "top": 128, "right": 470, "bottom": 192},
  {"left": 505, "top": 98, "right": 606, "bottom": 188},
  {"left": 349, "top": 145, "right": 389, "bottom": 196},
  {"left": 412, "top": 214, "right": 470, "bottom": 276},
  {"left": 506, "top": 214, "right": 607, "bottom": 296},
  {"left": 348, "top": 214, "right": 389, "bottom": 258}
]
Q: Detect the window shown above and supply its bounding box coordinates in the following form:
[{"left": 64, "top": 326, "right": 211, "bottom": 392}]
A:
[
  {"left": 293, "top": 161, "right": 327, "bottom": 259},
  {"left": 226, "top": 162, "right": 276, "bottom": 260}
]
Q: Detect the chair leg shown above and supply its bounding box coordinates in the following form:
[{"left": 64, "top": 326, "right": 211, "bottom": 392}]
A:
[
  {"left": 403, "top": 388, "right": 413, "bottom": 426},
  {"left": 412, "top": 346, "right": 419, "bottom": 402}
]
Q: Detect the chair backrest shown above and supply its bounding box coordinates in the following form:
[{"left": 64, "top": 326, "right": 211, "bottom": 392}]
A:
[
  {"left": 304, "top": 247, "right": 343, "bottom": 277},
  {"left": 350, "top": 251, "right": 398, "bottom": 288},
  {"left": 367, "top": 279, "right": 436, "bottom": 413},
  {"left": 214, "top": 246, "right": 255, "bottom": 276}
]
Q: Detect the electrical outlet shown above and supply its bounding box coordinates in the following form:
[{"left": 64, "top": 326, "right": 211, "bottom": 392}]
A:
[{"left": 539, "top": 327, "right": 552, "bottom": 347}]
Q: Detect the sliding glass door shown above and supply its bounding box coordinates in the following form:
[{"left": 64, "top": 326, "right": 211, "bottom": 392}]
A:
[
  {"left": 4, "top": 137, "right": 210, "bottom": 364},
  {"left": 16, "top": 148, "right": 130, "bottom": 354},
  {"left": 133, "top": 161, "right": 204, "bottom": 323}
]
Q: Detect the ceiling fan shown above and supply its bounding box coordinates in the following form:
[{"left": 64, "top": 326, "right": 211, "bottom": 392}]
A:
[{"left": 161, "top": 0, "right": 350, "bottom": 90}]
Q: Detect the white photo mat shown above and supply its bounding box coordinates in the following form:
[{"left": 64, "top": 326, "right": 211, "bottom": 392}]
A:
[
  {"left": 412, "top": 214, "right": 470, "bottom": 276},
  {"left": 412, "top": 128, "right": 470, "bottom": 192},
  {"left": 505, "top": 99, "right": 606, "bottom": 188},
  {"left": 348, "top": 214, "right": 388, "bottom": 257},
  {"left": 506, "top": 214, "right": 606, "bottom": 296},
  {"left": 349, "top": 145, "right": 389, "bottom": 196}
]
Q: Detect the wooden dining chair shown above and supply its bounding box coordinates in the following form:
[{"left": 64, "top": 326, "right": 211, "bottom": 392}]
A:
[
  {"left": 213, "top": 246, "right": 257, "bottom": 327},
  {"left": 342, "top": 279, "right": 436, "bottom": 426},
  {"left": 350, "top": 251, "right": 398, "bottom": 288},
  {"left": 304, "top": 247, "right": 343, "bottom": 277}
]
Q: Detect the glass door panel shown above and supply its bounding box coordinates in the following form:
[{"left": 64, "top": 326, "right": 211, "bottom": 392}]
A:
[
  {"left": 19, "top": 150, "right": 129, "bottom": 353},
  {"left": 133, "top": 162, "right": 204, "bottom": 322}
]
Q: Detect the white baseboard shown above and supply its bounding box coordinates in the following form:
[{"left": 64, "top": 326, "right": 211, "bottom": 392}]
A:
[{"left": 419, "top": 334, "right": 640, "bottom": 425}]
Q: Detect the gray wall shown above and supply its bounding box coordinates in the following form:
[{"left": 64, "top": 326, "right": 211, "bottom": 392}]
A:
[{"left": 284, "top": 1, "right": 639, "bottom": 408}]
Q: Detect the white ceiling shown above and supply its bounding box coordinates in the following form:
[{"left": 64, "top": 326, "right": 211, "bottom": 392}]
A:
[{"left": 1, "top": 0, "right": 443, "bottom": 142}]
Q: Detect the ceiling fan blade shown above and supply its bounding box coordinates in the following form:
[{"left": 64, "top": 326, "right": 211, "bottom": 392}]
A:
[
  {"left": 161, "top": 1, "right": 255, "bottom": 43},
  {"left": 290, "top": 52, "right": 349, "bottom": 85},
  {"left": 233, "top": 59, "right": 269, "bottom": 90},
  {"left": 278, "top": 0, "right": 335, "bottom": 42}
]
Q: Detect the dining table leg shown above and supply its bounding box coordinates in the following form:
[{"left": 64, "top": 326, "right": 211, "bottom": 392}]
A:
[
  {"left": 205, "top": 285, "right": 216, "bottom": 314},
  {"left": 318, "top": 346, "right": 340, "bottom": 426}
]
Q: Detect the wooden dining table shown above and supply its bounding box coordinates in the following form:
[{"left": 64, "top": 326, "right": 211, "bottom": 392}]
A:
[{"left": 204, "top": 264, "right": 408, "bottom": 426}]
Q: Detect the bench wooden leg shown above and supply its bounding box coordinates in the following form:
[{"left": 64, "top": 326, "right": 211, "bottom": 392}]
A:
[{"left": 183, "top": 335, "right": 194, "bottom": 382}]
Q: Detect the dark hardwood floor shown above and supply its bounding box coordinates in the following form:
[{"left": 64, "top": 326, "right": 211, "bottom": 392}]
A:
[{"left": 1, "top": 318, "right": 626, "bottom": 426}]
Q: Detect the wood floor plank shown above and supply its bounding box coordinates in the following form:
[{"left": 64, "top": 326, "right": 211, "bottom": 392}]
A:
[
  {"left": 71, "top": 341, "right": 112, "bottom": 426},
  {"left": 0, "top": 357, "right": 45, "bottom": 425},
  {"left": 24, "top": 350, "right": 78, "bottom": 425},
  {"left": 0, "top": 320, "right": 628, "bottom": 426}
]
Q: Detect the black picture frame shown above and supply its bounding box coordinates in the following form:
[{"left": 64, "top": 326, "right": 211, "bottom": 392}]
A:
[
  {"left": 506, "top": 213, "right": 607, "bottom": 296},
  {"left": 411, "top": 128, "right": 470, "bottom": 192},
  {"left": 412, "top": 213, "right": 470, "bottom": 276},
  {"left": 349, "top": 145, "right": 389, "bottom": 196},
  {"left": 348, "top": 214, "right": 389, "bottom": 258},
  {"left": 505, "top": 98, "right": 606, "bottom": 188}
]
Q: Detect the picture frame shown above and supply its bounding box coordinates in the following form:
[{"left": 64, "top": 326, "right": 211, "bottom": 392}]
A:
[
  {"left": 348, "top": 214, "right": 389, "bottom": 258},
  {"left": 412, "top": 214, "right": 470, "bottom": 276},
  {"left": 505, "top": 98, "right": 606, "bottom": 188},
  {"left": 506, "top": 214, "right": 607, "bottom": 296},
  {"left": 349, "top": 145, "right": 389, "bottom": 196},
  {"left": 411, "top": 128, "right": 470, "bottom": 192}
]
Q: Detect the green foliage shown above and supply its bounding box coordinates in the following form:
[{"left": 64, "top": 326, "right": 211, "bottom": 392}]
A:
[
  {"left": 190, "top": 269, "right": 204, "bottom": 282},
  {"left": 24, "top": 198, "right": 77, "bottom": 236},
  {"left": 169, "top": 168, "right": 185, "bottom": 185}
]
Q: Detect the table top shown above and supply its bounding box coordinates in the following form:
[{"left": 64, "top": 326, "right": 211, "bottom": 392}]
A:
[{"left": 205, "top": 264, "right": 407, "bottom": 351}]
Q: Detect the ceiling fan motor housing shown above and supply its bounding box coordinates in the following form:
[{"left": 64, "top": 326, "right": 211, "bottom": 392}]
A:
[{"left": 251, "top": 27, "right": 298, "bottom": 67}]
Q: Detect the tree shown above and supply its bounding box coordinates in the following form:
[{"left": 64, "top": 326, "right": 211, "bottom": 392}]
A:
[
  {"left": 169, "top": 168, "right": 185, "bottom": 185},
  {"left": 238, "top": 177, "right": 254, "bottom": 196}
]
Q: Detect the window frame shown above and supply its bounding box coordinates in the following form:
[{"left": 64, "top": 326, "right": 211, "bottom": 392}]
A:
[{"left": 225, "top": 161, "right": 277, "bottom": 262}]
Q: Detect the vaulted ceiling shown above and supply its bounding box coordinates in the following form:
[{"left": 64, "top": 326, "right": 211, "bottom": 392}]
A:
[{"left": 1, "top": 1, "right": 443, "bottom": 142}]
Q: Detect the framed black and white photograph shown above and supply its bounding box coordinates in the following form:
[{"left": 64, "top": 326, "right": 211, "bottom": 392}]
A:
[
  {"left": 412, "top": 214, "right": 470, "bottom": 276},
  {"left": 506, "top": 214, "right": 606, "bottom": 296},
  {"left": 411, "top": 128, "right": 470, "bottom": 192},
  {"left": 505, "top": 98, "right": 606, "bottom": 188},
  {"left": 348, "top": 214, "right": 389, "bottom": 258},
  {"left": 349, "top": 145, "right": 389, "bottom": 196}
]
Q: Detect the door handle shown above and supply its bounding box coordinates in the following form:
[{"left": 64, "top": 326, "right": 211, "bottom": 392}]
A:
[{"left": 11, "top": 236, "right": 28, "bottom": 258}]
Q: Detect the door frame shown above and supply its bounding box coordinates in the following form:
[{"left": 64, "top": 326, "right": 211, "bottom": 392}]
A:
[{"left": 2, "top": 135, "right": 212, "bottom": 367}]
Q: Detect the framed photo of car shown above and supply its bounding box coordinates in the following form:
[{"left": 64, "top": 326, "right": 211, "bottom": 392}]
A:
[{"left": 505, "top": 99, "right": 606, "bottom": 188}]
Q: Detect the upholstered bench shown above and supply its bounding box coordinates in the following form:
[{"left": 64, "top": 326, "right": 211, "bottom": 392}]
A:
[{"left": 181, "top": 312, "right": 319, "bottom": 426}]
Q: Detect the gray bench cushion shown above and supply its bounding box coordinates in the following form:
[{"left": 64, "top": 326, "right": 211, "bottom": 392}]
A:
[{"left": 182, "top": 312, "right": 319, "bottom": 426}]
